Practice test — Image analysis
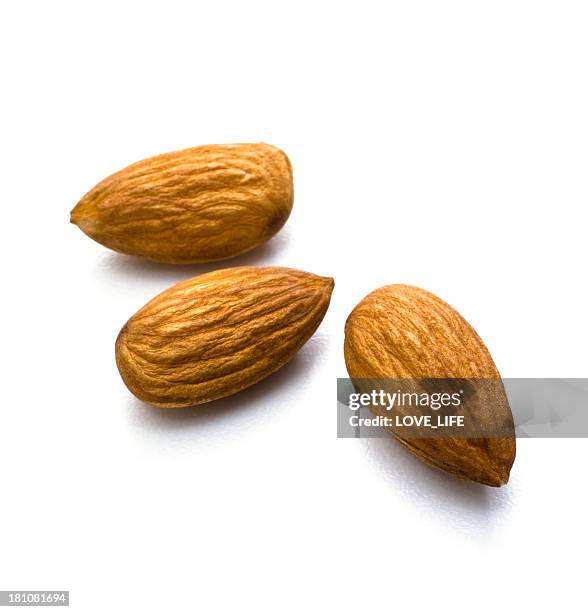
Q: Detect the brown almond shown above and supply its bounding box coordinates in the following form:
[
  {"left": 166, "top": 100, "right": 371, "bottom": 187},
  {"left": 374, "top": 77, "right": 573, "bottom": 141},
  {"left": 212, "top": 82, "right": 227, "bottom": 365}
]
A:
[
  {"left": 344, "top": 285, "right": 516, "bottom": 486},
  {"left": 71, "top": 143, "right": 293, "bottom": 263},
  {"left": 116, "top": 266, "right": 333, "bottom": 408}
]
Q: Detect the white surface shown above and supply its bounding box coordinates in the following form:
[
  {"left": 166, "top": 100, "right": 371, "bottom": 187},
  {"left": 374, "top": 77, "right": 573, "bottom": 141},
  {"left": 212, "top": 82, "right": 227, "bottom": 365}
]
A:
[{"left": 1, "top": 1, "right": 587, "bottom": 610}]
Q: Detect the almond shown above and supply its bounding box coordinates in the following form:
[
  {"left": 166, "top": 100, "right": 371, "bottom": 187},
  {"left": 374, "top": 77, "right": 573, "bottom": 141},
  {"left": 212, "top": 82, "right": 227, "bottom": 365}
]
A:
[
  {"left": 71, "top": 143, "right": 293, "bottom": 263},
  {"left": 344, "top": 285, "right": 516, "bottom": 486},
  {"left": 116, "top": 266, "right": 333, "bottom": 408}
]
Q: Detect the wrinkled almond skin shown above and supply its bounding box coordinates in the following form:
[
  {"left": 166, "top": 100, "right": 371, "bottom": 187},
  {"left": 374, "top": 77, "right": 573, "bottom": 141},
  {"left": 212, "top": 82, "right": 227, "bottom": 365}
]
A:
[
  {"left": 344, "top": 285, "right": 516, "bottom": 487},
  {"left": 116, "top": 267, "right": 333, "bottom": 408},
  {"left": 71, "top": 143, "right": 293, "bottom": 263}
]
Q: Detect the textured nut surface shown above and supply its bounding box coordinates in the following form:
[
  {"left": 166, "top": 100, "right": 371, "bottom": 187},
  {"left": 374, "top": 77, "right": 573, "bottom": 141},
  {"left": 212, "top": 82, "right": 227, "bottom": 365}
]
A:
[
  {"left": 344, "top": 284, "right": 516, "bottom": 486},
  {"left": 71, "top": 143, "right": 293, "bottom": 263},
  {"left": 116, "top": 266, "right": 334, "bottom": 408}
]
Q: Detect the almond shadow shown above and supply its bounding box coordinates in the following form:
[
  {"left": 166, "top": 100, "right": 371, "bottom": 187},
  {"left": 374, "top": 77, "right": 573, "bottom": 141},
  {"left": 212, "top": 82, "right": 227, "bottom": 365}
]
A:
[{"left": 361, "top": 433, "right": 516, "bottom": 523}]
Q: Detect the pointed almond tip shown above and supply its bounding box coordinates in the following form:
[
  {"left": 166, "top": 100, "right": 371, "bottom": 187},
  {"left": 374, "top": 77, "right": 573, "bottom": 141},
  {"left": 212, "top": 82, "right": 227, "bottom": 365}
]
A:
[
  {"left": 496, "top": 466, "right": 512, "bottom": 487},
  {"left": 321, "top": 276, "right": 335, "bottom": 295},
  {"left": 70, "top": 201, "right": 96, "bottom": 235},
  {"left": 485, "top": 472, "right": 509, "bottom": 487},
  {"left": 484, "top": 439, "right": 516, "bottom": 487},
  {"left": 70, "top": 203, "right": 83, "bottom": 226},
  {"left": 480, "top": 461, "right": 512, "bottom": 487}
]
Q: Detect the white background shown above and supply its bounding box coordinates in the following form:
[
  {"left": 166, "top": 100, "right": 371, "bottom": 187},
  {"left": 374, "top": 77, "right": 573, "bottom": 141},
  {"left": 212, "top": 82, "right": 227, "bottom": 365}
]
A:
[{"left": 1, "top": 1, "right": 587, "bottom": 610}]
